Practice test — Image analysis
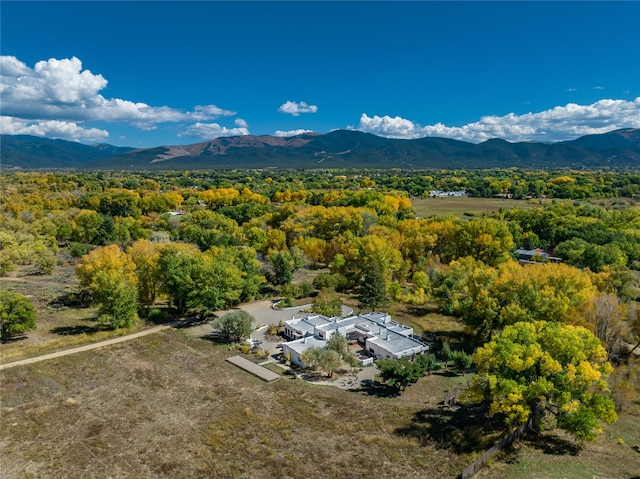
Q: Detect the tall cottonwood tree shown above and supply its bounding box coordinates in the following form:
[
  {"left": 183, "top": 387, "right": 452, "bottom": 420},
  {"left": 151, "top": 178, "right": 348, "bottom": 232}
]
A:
[
  {"left": 127, "top": 239, "right": 161, "bottom": 308},
  {"left": 465, "top": 321, "right": 617, "bottom": 441},
  {"left": 76, "top": 244, "right": 138, "bottom": 329},
  {"left": 584, "top": 293, "right": 626, "bottom": 361}
]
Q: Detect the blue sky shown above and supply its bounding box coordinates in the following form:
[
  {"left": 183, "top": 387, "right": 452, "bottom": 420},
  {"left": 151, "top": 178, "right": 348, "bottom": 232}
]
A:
[{"left": 1, "top": 1, "right": 639, "bottom": 147}]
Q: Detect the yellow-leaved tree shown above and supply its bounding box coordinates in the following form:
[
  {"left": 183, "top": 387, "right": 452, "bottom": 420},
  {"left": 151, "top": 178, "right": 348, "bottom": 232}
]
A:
[
  {"left": 76, "top": 244, "right": 138, "bottom": 329},
  {"left": 465, "top": 321, "right": 617, "bottom": 441},
  {"left": 436, "top": 259, "right": 597, "bottom": 340},
  {"left": 127, "top": 239, "right": 162, "bottom": 308}
]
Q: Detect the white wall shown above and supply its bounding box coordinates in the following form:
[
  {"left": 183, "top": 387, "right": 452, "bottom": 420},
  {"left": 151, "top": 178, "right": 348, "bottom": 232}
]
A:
[{"left": 282, "top": 343, "right": 304, "bottom": 367}]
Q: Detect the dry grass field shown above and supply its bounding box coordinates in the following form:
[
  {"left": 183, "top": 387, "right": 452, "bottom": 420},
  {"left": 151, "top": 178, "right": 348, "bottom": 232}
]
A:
[
  {"left": 1, "top": 330, "right": 477, "bottom": 479},
  {"left": 2, "top": 326, "right": 638, "bottom": 479}
]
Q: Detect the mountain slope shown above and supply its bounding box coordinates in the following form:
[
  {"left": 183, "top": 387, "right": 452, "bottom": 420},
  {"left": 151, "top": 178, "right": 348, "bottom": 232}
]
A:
[
  {"left": 0, "top": 135, "right": 134, "bottom": 168},
  {"left": 2, "top": 129, "right": 639, "bottom": 170}
]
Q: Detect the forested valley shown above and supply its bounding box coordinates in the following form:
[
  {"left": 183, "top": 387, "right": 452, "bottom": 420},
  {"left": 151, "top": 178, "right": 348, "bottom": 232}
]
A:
[{"left": 1, "top": 167, "right": 639, "bottom": 478}]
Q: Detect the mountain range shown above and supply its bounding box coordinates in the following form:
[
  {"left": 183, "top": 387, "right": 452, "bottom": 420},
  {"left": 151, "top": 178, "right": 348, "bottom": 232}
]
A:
[{"left": 1, "top": 128, "right": 639, "bottom": 170}]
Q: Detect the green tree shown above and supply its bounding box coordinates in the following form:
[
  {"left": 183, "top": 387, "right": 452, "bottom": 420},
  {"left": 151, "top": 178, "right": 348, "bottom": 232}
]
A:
[
  {"left": 72, "top": 209, "right": 103, "bottom": 244},
  {"left": 268, "top": 249, "right": 303, "bottom": 286},
  {"left": 127, "top": 239, "right": 161, "bottom": 308},
  {"left": 317, "top": 349, "right": 342, "bottom": 378},
  {"left": 187, "top": 247, "right": 245, "bottom": 313},
  {"left": 415, "top": 353, "right": 438, "bottom": 375},
  {"left": 452, "top": 350, "right": 473, "bottom": 376},
  {"left": 300, "top": 347, "right": 341, "bottom": 378},
  {"left": 156, "top": 243, "right": 199, "bottom": 314},
  {"left": 357, "top": 262, "right": 389, "bottom": 312},
  {"left": 439, "top": 342, "right": 454, "bottom": 371},
  {"left": 300, "top": 347, "right": 322, "bottom": 370},
  {"left": 377, "top": 357, "right": 420, "bottom": 391},
  {"left": 312, "top": 288, "right": 342, "bottom": 317},
  {"left": 0, "top": 291, "right": 37, "bottom": 340},
  {"left": 465, "top": 321, "right": 617, "bottom": 440},
  {"left": 326, "top": 330, "right": 349, "bottom": 359},
  {"left": 214, "top": 310, "right": 254, "bottom": 342}
]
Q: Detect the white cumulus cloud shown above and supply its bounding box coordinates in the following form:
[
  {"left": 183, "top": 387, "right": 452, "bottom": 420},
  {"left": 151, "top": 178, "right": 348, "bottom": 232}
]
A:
[
  {"left": 274, "top": 129, "right": 313, "bottom": 137},
  {"left": 235, "top": 118, "right": 248, "bottom": 128},
  {"left": 0, "top": 55, "right": 238, "bottom": 142},
  {"left": 278, "top": 101, "right": 318, "bottom": 116},
  {"left": 180, "top": 122, "right": 250, "bottom": 140},
  {"left": 1, "top": 116, "right": 109, "bottom": 142},
  {"left": 354, "top": 98, "right": 640, "bottom": 143}
]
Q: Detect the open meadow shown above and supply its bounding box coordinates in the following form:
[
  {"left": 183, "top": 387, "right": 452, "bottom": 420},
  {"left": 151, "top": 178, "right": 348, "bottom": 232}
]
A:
[{"left": 412, "top": 196, "right": 546, "bottom": 219}]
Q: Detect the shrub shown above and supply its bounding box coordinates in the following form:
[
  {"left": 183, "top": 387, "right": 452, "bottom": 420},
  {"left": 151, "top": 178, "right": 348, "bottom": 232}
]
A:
[
  {"left": 278, "top": 297, "right": 294, "bottom": 308},
  {"left": 213, "top": 310, "right": 254, "bottom": 342},
  {"left": 147, "top": 308, "right": 166, "bottom": 322},
  {"left": 255, "top": 348, "right": 269, "bottom": 359},
  {"left": 297, "top": 281, "right": 314, "bottom": 298},
  {"left": 311, "top": 288, "right": 341, "bottom": 317},
  {"left": 69, "top": 242, "right": 91, "bottom": 258}
]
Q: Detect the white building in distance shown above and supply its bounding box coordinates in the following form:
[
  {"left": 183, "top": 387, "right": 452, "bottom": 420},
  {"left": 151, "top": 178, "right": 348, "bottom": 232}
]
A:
[{"left": 282, "top": 312, "right": 428, "bottom": 367}]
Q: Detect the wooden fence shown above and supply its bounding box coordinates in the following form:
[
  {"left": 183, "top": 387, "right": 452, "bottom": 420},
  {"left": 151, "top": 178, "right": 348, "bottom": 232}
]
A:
[{"left": 459, "top": 419, "right": 532, "bottom": 479}]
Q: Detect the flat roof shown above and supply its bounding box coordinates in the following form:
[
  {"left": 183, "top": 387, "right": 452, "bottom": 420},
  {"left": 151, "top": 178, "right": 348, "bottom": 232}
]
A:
[
  {"left": 284, "top": 311, "right": 428, "bottom": 358},
  {"left": 284, "top": 336, "right": 326, "bottom": 355},
  {"left": 286, "top": 312, "right": 412, "bottom": 338},
  {"left": 367, "top": 334, "right": 427, "bottom": 356}
]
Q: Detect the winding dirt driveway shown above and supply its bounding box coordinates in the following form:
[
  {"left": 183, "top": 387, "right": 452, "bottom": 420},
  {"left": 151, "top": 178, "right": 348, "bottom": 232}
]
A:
[{"left": 0, "top": 324, "right": 171, "bottom": 371}]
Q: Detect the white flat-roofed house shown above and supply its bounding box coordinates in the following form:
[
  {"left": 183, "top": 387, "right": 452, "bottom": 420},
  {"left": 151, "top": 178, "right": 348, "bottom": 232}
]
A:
[
  {"left": 282, "top": 312, "right": 429, "bottom": 367},
  {"left": 428, "top": 190, "right": 466, "bottom": 198}
]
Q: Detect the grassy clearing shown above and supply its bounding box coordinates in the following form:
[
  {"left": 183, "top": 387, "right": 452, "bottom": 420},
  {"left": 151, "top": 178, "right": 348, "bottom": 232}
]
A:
[
  {"left": 476, "top": 415, "right": 640, "bottom": 479},
  {"left": 392, "top": 303, "right": 471, "bottom": 353},
  {"left": 261, "top": 362, "right": 288, "bottom": 375},
  {"left": 412, "top": 196, "right": 546, "bottom": 219}
]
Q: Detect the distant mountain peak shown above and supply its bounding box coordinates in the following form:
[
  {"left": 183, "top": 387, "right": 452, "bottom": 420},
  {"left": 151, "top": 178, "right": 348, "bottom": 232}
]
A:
[{"left": 1, "top": 128, "right": 638, "bottom": 170}]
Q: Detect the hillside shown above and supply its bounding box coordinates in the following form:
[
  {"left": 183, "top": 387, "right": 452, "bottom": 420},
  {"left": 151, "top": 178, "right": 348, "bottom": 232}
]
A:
[
  {"left": 2, "top": 129, "right": 639, "bottom": 170},
  {"left": 0, "top": 135, "right": 134, "bottom": 169}
]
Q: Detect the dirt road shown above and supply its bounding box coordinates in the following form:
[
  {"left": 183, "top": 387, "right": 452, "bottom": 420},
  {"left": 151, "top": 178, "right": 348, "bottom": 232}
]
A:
[{"left": 0, "top": 324, "right": 172, "bottom": 370}]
